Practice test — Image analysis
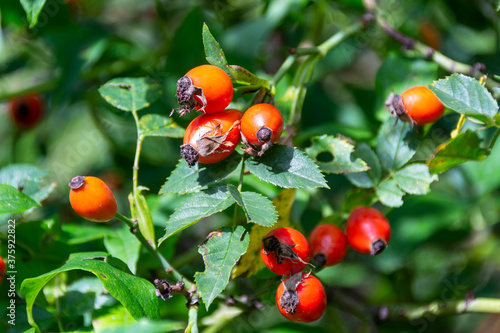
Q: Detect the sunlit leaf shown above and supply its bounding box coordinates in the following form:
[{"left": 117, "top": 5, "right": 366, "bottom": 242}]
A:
[
  {"left": 393, "top": 164, "right": 438, "bottom": 195},
  {"left": 306, "top": 135, "right": 368, "bottom": 174},
  {"left": 99, "top": 77, "right": 162, "bottom": 112},
  {"left": 159, "top": 187, "right": 234, "bottom": 242},
  {"left": 20, "top": 0, "right": 47, "bottom": 28},
  {"left": 428, "top": 130, "right": 490, "bottom": 174},
  {"left": 21, "top": 252, "right": 160, "bottom": 332},
  {"left": 139, "top": 114, "right": 184, "bottom": 138},
  {"left": 430, "top": 74, "right": 499, "bottom": 126},
  {"left": 227, "top": 184, "right": 277, "bottom": 227},
  {"left": 195, "top": 226, "right": 249, "bottom": 310},
  {"left": 0, "top": 184, "right": 40, "bottom": 216},
  {"left": 245, "top": 145, "right": 328, "bottom": 189}
]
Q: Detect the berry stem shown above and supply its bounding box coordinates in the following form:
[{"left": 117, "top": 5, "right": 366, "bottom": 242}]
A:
[
  {"left": 377, "top": 297, "right": 500, "bottom": 321},
  {"left": 115, "top": 212, "right": 195, "bottom": 290},
  {"left": 185, "top": 306, "right": 199, "bottom": 333}
]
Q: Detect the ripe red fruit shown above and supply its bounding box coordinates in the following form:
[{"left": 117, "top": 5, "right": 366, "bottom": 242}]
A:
[
  {"left": 385, "top": 86, "right": 444, "bottom": 125},
  {"left": 8, "top": 95, "right": 44, "bottom": 130},
  {"left": 181, "top": 109, "right": 242, "bottom": 167},
  {"left": 276, "top": 273, "right": 327, "bottom": 323},
  {"left": 261, "top": 227, "right": 310, "bottom": 276},
  {"left": 173, "top": 64, "right": 233, "bottom": 116},
  {"left": 69, "top": 176, "right": 118, "bottom": 222},
  {"left": 0, "top": 256, "right": 6, "bottom": 285},
  {"left": 240, "top": 103, "right": 284, "bottom": 156},
  {"left": 346, "top": 207, "right": 391, "bottom": 256},
  {"left": 309, "top": 224, "right": 347, "bottom": 267}
]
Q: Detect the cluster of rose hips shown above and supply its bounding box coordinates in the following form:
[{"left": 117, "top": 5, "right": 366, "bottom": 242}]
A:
[
  {"left": 260, "top": 206, "right": 391, "bottom": 323},
  {"left": 171, "top": 64, "right": 284, "bottom": 167}
]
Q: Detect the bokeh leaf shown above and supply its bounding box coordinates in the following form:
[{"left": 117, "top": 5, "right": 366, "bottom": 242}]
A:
[
  {"left": 159, "top": 187, "right": 234, "bottom": 242},
  {"left": 393, "top": 163, "right": 438, "bottom": 195},
  {"left": 195, "top": 226, "right": 249, "bottom": 310},
  {"left": 139, "top": 114, "right": 184, "bottom": 138},
  {"left": 0, "top": 184, "right": 40, "bottom": 216},
  {"left": 160, "top": 157, "right": 241, "bottom": 195},
  {"left": 428, "top": 130, "right": 490, "bottom": 174},
  {"left": 21, "top": 252, "right": 160, "bottom": 332},
  {"left": 306, "top": 135, "right": 369, "bottom": 174},
  {"left": 429, "top": 74, "right": 499, "bottom": 126},
  {"left": 232, "top": 189, "right": 295, "bottom": 278},
  {"left": 227, "top": 184, "right": 277, "bottom": 227},
  {"left": 99, "top": 77, "right": 162, "bottom": 112},
  {"left": 245, "top": 145, "right": 328, "bottom": 189},
  {"left": 345, "top": 143, "right": 382, "bottom": 188},
  {"left": 20, "top": 0, "right": 47, "bottom": 28},
  {"left": 376, "top": 118, "right": 420, "bottom": 171},
  {"left": 100, "top": 319, "right": 184, "bottom": 333}
]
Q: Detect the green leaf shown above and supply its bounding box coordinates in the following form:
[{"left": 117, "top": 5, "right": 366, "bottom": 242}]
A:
[
  {"left": 393, "top": 164, "right": 438, "bottom": 195},
  {"left": 100, "top": 319, "right": 184, "bottom": 333},
  {"left": 21, "top": 252, "right": 160, "bottom": 332},
  {"left": 60, "top": 224, "right": 111, "bottom": 245},
  {"left": 345, "top": 144, "right": 382, "bottom": 188},
  {"left": 376, "top": 118, "right": 420, "bottom": 171},
  {"left": 376, "top": 178, "right": 404, "bottom": 207},
  {"left": 429, "top": 74, "right": 499, "bottom": 126},
  {"left": 129, "top": 190, "right": 156, "bottom": 249},
  {"left": 138, "top": 114, "right": 184, "bottom": 138},
  {"left": 227, "top": 184, "right": 277, "bottom": 227},
  {"left": 227, "top": 65, "right": 269, "bottom": 87},
  {"left": 245, "top": 145, "right": 328, "bottom": 189},
  {"left": 0, "top": 164, "right": 55, "bottom": 205},
  {"left": 202, "top": 23, "right": 229, "bottom": 70},
  {"left": 428, "top": 130, "right": 490, "bottom": 174},
  {"left": 0, "top": 184, "right": 40, "bottom": 216},
  {"left": 104, "top": 225, "right": 141, "bottom": 275},
  {"left": 341, "top": 188, "right": 376, "bottom": 214},
  {"left": 98, "top": 77, "right": 162, "bottom": 112},
  {"left": 306, "top": 135, "right": 369, "bottom": 174},
  {"left": 195, "top": 226, "right": 249, "bottom": 310},
  {"left": 20, "top": 0, "right": 47, "bottom": 28},
  {"left": 160, "top": 157, "right": 241, "bottom": 195},
  {"left": 159, "top": 187, "right": 235, "bottom": 242}
]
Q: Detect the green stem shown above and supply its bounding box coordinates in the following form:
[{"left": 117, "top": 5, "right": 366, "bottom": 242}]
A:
[
  {"left": 232, "top": 156, "right": 247, "bottom": 228},
  {"left": 115, "top": 213, "right": 195, "bottom": 289},
  {"left": 131, "top": 110, "right": 143, "bottom": 194},
  {"left": 317, "top": 19, "right": 365, "bottom": 55},
  {"left": 378, "top": 297, "right": 500, "bottom": 321},
  {"left": 269, "top": 54, "right": 298, "bottom": 88},
  {"left": 185, "top": 306, "right": 199, "bottom": 333}
]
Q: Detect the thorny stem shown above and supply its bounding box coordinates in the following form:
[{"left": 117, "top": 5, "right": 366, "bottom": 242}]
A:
[
  {"left": 377, "top": 297, "right": 500, "bottom": 321},
  {"left": 232, "top": 156, "right": 247, "bottom": 228},
  {"left": 115, "top": 213, "right": 195, "bottom": 290}
]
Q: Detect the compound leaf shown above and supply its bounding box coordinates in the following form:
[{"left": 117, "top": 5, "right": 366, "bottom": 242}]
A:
[{"left": 393, "top": 163, "right": 438, "bottom": 195}]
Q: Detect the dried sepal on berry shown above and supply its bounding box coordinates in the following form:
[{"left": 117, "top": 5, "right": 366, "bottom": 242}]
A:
[
  {"left": 384, "top": 91, "right": 416, "bottom": 125},
  {"left": 171, "top": 75, "right": 208, "bottom": 117},
  {"left": 181, "top": 120, "right": 240, "bottom": 167},
  {"left": 279, "top": 272, "right": 305, "bottom": 315},
  {"left": 262, "top": 235, "right": 311, "bottom": 267}
]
